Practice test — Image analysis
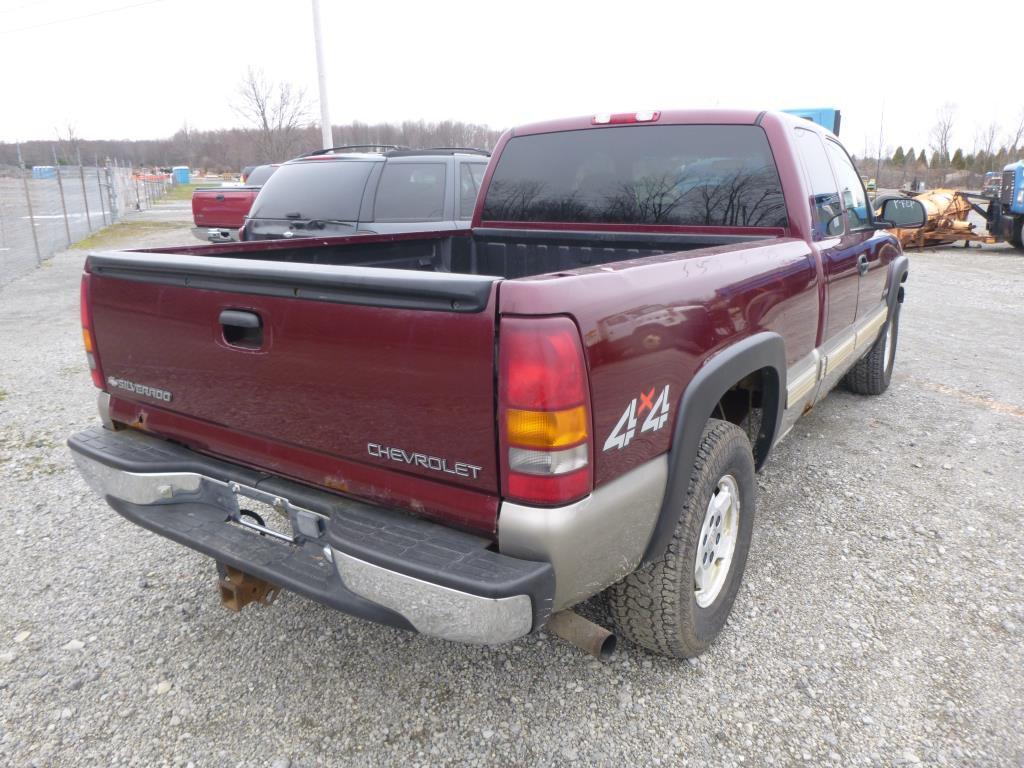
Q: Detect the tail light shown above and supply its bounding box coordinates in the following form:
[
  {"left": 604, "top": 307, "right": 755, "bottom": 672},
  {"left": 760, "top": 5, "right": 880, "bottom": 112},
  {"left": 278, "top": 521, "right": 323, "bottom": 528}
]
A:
[
  {"left": 498, "top": 317, "right": 592, "bottom": 506},
  {"left": 80, "top": 274, "right": 105, "bottom": 389}
]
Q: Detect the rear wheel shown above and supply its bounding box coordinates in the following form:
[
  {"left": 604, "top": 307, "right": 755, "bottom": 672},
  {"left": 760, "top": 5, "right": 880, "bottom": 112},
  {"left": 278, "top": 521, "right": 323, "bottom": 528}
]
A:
[
  {"left": 607, "top": 420, "right": 755, "bottom": 658},
  {"left": 843, "top": 303, "right": 900, "bottom": 395},
  {"left": 1011, "top": 217, "right": 1023, "bottom": 250}
]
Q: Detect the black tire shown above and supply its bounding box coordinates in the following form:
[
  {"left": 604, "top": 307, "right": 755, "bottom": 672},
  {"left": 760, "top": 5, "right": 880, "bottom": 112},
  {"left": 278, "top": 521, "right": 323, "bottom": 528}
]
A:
[
  {"left": 1011, "top": 217, "right": 1023, "bottom": 250},
  {"left": 843, "top": 303, "right": 900, "bottom": 395},
  {"left": 607, "top": 420, "right": 755, "bottom": 658}
]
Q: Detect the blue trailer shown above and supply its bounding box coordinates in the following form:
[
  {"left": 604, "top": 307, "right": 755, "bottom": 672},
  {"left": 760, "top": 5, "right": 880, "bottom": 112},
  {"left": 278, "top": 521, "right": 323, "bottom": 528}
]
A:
[{"left": 782, "top": 108, "right": 842, "bottom": 136}]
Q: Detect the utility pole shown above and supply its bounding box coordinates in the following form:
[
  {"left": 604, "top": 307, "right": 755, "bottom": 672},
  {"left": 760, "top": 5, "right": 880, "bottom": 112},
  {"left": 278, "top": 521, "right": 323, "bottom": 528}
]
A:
[{"left": 311, "top": 0, "right": 334, "bottom": 149}]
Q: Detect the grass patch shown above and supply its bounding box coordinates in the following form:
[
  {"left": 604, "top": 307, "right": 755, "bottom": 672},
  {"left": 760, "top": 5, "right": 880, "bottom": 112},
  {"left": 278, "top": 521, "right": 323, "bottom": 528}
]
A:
[
  {"left": 0, "top": 388, "right": 7, "bottom": 401},
  {"left": 164, "top": 182, "right": 221, "bottom": 201},
  {"left": 72, "top": 220, "right": 187, "bottom": 251}
]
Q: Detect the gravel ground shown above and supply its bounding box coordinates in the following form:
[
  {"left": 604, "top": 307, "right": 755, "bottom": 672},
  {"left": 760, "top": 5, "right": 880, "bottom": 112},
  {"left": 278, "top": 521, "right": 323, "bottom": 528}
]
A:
[{"left": 1, "top": 214, "right": 1022, "bottom": 767}]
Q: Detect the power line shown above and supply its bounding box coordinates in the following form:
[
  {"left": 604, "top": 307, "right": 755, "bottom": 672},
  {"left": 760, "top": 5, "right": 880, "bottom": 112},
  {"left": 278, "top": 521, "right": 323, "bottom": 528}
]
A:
[
  {"left": 0, "top": 0, "right": 168, "bottom": 35},
  {"left": 0, "top": 0, "right": 63, "bottom": 17}
]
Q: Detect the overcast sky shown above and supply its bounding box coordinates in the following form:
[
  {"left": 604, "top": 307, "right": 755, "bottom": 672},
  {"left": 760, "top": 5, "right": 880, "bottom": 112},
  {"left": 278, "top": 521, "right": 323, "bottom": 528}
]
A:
[{"left": 1, "top": 0, "right": 1021, "bottom": 157}]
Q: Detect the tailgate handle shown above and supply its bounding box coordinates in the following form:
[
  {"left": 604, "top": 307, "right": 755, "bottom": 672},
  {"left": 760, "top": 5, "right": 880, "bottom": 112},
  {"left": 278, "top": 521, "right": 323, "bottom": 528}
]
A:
[
  {"left": 215, "top": 193, "right": 225, "bottom": 201},
  {"left": 220, "top": 310, "right": 260, "bottom": 328},
  {"left": 219, "top": 310, "right": 263, "bottom": 348}
]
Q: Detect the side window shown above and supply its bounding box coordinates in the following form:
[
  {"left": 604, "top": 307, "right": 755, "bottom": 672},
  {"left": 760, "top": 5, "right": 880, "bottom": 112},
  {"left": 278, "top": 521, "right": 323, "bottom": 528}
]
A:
[
  {"left": 793, "top": 128, "right": 843, "bottom": 238},
  {"left": 459, "top": 163, "right": 487, "bottom": 219},
  {"left": 374, "top": 163, "right": 447, "bottom": 222},
  {"left": 824, "top": 140, "right": 872, "bottom": 231}
]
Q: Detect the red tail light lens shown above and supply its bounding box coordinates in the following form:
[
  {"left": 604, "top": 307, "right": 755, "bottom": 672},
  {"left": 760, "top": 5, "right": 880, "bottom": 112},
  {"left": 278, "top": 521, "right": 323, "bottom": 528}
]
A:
[
  {"left": 80, "top": 274, "right": 105, "bottom": 389},
  {"left": 499, "top": 317, "right": 592, "bottom": 506}
]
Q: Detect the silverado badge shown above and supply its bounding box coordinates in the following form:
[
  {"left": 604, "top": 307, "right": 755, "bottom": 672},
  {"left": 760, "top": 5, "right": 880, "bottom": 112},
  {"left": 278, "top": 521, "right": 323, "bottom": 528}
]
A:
[{"left": 106, "top": 376, "right": 173, "bottom": 403}]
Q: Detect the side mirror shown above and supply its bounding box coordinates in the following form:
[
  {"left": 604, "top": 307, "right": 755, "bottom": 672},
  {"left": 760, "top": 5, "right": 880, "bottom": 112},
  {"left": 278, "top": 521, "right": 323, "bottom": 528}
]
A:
[{"left": 875, "top": 197, "right": 927, "bottom": 229}]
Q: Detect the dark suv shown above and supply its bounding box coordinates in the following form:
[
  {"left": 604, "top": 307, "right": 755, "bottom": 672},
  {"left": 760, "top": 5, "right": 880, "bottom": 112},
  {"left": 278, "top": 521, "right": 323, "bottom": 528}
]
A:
[{"left": 241, "top": 146, "right": 490, "bottom": 240}]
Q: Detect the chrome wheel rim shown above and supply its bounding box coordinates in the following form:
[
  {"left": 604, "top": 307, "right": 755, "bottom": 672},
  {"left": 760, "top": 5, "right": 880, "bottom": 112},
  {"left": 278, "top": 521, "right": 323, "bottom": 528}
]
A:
[{"left": 694, "top": 474, "right": 740, "bottom": 608}]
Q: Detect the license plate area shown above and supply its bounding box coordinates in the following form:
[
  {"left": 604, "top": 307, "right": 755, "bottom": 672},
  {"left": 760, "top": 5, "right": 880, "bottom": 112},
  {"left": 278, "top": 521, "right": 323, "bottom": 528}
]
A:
[
  {"left": 224, "top": 482, "right": 327, "bottom": 545},
  {"left": 234, "top": 494, "right": 294, "bottom": 542}
]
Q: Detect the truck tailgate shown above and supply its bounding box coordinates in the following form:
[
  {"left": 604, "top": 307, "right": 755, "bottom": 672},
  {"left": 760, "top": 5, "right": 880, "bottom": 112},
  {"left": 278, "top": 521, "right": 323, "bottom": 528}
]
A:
[
  {"left": 192, "top": 188, "right": 259, "bottom": 229},
  {"left": 85, "top": 251, "right": 502, "bottom": 532}
]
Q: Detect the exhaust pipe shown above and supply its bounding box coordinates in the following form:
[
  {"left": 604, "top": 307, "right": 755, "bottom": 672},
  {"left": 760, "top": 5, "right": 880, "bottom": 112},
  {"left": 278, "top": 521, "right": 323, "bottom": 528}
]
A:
[{"left": 546, "top": 611, "right": 617, "bottom": 660}]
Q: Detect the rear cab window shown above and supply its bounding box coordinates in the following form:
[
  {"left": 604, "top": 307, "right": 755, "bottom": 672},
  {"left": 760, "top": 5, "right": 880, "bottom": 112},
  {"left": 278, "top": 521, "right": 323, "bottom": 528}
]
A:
[
  {"left": 373, "top": 162, "right": 447, "bottom": 222},
  {"left": 248, "top": 160, "right": 375, "bottom": 222},
  {"left": 481, "top": 124, "right": 787, "bottom": 228}
]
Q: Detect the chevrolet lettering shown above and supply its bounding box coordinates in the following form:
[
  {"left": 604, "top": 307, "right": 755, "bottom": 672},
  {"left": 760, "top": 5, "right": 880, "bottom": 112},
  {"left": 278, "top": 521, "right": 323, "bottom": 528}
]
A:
[{"left": 367, "top": 443, "right": 483, "bottom": 480}]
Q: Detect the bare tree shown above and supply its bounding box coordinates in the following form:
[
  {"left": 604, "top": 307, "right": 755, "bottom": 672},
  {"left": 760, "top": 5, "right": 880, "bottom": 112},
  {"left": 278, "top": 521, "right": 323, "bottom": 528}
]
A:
[
  {"left": 232, "top": 68, "right": 312, "bottom": 161},
  {"left": 1008, "top": 109, "right": 1024, "bottom": 153},
  {"left": 975, "top": 121, "right": 998, "bottom": 158},
  {"left": 929, "top": 103, "right": 956, "bottom": 168},
  {"left": 54, "top": 123, "right": 80, "bottom": 165},
  {"left": 172, "top": 120, "right": 195, "bottom": 169}
]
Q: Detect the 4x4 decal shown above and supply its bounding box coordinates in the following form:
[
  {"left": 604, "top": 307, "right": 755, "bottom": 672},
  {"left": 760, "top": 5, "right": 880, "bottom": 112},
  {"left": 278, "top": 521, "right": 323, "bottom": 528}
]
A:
[{"left": 603, "top": 385, "right": 671, "bottom": 451}]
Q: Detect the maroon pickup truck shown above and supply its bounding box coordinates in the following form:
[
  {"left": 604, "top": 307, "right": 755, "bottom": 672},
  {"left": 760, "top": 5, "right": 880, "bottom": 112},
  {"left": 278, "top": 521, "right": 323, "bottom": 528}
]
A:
[
  {"left": 191, "top": 165, "right": 278, "bottom": 243},
  {"left": 70, "top": 110, "right": 925, "bottom": 659}
]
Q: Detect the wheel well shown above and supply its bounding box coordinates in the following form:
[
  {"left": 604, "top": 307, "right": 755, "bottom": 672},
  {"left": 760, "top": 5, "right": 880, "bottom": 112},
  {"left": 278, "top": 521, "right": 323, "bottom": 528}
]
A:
[
  {"left": 642, "top": 332, "right": 785, "bottom": 564},
  {"left": 710, "top": 366, "right": 780, "bottom": 467}
]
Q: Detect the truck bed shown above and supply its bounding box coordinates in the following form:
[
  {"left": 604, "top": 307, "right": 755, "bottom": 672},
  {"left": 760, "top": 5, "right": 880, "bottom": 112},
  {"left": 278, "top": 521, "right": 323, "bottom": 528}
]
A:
[{"left": 131, "top": 227, "right": 780, "bottom": 280}]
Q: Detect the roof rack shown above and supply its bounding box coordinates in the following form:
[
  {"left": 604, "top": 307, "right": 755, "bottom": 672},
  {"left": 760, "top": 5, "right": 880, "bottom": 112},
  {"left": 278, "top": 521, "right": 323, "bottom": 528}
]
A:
[
  {"left": 385, "top": 147, "right": 490, "bottom": 157},
  {"left": 300, "top": 144, "right": 409, "bottom": 157}
]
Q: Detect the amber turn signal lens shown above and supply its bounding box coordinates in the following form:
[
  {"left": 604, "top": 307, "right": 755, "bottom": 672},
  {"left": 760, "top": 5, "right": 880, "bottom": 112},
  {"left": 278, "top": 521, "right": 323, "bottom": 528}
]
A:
[
  {"left": 82, "top": 328, "right": 94, "bottom": 354},
  {"left": 506, "top": 405, "right": 587, "bottom": 449}
]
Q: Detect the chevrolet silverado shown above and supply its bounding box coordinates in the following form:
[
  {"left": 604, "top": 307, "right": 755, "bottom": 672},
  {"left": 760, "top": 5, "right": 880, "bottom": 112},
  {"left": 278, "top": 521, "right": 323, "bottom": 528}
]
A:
[{"left": 69, "top": 110, "right": 925, "bottom": 659}]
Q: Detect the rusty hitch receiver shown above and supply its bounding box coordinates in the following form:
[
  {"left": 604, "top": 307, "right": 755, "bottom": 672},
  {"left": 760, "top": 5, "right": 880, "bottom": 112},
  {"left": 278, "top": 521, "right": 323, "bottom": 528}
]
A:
[{"left": 217, "top": 563, "right": 281, "bottom": 612}]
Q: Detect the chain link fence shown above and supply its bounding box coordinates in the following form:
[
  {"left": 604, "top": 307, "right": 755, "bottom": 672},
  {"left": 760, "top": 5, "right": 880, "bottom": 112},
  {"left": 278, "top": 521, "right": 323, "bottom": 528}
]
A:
[{"left": 0, "top": 155, "right": 173, "bottom": 287}]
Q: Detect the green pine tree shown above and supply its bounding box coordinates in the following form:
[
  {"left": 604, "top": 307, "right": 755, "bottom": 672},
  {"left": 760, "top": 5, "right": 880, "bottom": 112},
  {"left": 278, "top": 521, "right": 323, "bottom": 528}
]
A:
[
  {"left": 951, "top": 149, "right": 966, "bottom": 170},
  {"left": 918, "top": 149, "right": 928, "bottom": 167},
  {"left": 892, "top": 146, "right": 905, "bottom": 165}
]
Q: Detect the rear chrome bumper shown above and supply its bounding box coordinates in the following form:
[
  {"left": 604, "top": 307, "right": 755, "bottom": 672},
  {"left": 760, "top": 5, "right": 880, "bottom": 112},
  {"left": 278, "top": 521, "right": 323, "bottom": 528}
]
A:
[
  {"left": 69, "top": 426, "right": 548, "bottom": 645},
  {"left": 190, "top": 226, "right": 237, "bottom": 243}
]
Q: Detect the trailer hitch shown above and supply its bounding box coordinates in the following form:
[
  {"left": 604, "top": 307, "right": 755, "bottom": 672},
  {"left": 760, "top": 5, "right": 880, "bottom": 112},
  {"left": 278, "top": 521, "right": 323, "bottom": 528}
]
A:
[{"left": 217, "top": 563, "right": 280, "bottom": 612}]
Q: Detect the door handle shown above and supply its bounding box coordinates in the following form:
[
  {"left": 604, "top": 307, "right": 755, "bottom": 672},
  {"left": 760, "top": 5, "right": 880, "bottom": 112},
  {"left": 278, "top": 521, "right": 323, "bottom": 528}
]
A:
[
  {"left": 857, "top": 254, "right": 870, "bottom": 275},
  {"left": 219, "top": 310, "right": 260, "bottom": 328},
  {"left": 219, "top": 310, "right": 263, "bottom": 348}
]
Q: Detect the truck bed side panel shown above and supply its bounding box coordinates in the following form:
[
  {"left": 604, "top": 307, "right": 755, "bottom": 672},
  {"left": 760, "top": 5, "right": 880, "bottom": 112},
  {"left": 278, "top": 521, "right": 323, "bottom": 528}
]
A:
[{"left": 497, "top": 239, "right": 818, "bottom": 486}]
